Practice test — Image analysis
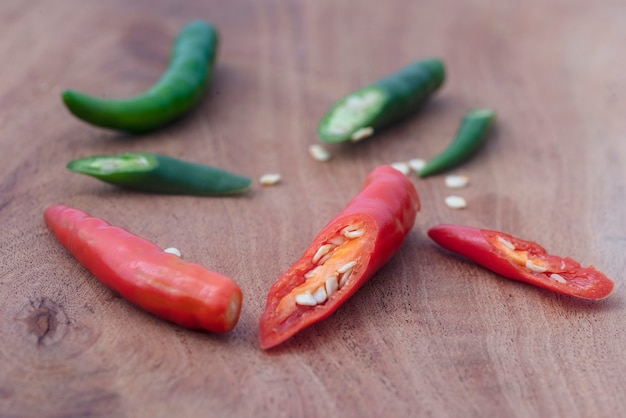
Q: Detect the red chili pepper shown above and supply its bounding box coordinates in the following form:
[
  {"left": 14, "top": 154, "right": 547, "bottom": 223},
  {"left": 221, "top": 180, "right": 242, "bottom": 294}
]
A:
[
  {"left": 259, "top": 165, "right": 420, "bottom": 349},
  {"left": 44, "top": 205, "right": 243, "bottom": 332},
  {"left": 428, "top": 224, "right": 615, "bottom": 300}
]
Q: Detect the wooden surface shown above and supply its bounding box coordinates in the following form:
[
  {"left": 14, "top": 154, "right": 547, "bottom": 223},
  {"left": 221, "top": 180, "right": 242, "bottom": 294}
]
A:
[{"left": 1, "top": 0, "right": 625, "bottom": 417}]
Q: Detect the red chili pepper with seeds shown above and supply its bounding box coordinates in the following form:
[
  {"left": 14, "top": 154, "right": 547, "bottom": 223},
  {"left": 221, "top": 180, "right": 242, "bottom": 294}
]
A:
[
  {"left": 45, "top": 205, "right": 242, "bottom": 332},
  {"left": 259, "top": 165, "right": 420, "bottom": 349},
  {"left": 428, "top": 224, "right": 615, "bottom": 300}
]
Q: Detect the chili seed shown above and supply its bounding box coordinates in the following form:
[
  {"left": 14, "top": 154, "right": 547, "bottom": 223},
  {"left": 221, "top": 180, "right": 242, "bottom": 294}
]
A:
[
  {"left": 259, "top": 173, "right": 281, "bottom": 186},
  {"left": 350, "top": 126, "right": 374, "bottom": 142},
  {"left": 526, "top": 260, "right": 547, "bottom": 273},
  {"left": 551, "top": 273, "right": 567, "bottom": 284},
  {"left": 295, "top": 292, "right": 317, "bottom": 306},
  {"left": 325, "top": 275, "right": 339, "bottom": 297},
  {"left": 408, "top": 158, "right": 426, "bottom": 173},
  {"left": 304, "top": 266, "right": 322, "bottom": 279},
  {"left": 309, "top": 144, "right": 332, "bottom": 162},
  {"left": 312, "top": 244, "right": 335, "bottom": 264},
  {"left": 339, "top": 268, "right": 353, "bottom": 288},
  {"left": 445, "top": 174, "right": 469, "bottom": 189},
  {"left": 390, "top": 162, "right": 410, "bottom": 175},
  {"left": 164, "top": 247, "right": 182, "bottom": 257},
  {"left": 337, "top": 261, "right": 357, "bottom": 274},
  {"left": 444, "top": 195, "right": 467, "bottom": 209},
  {"left": 312, "top": 286, "right": 328, "bottom": 304},
  {"left": 341, "top": 226, "right": 364, "bottom": 238},
  {"left": 497, "top": 236, "right": 516, "bottom": 251}
]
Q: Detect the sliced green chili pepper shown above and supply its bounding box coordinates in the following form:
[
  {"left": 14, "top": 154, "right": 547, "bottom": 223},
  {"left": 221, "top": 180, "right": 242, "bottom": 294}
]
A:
[
  {"left": 67, "top": 153, "right": 252, "bottom": 196},
  {"left": 317, "top": 58, "right": 445, "bottom": 144},
  {"left": 419, "top": 108, "right": 495, "bottom": 177},
  {"left": 62, "top": 20, "right": 218, "bottom": 133}
]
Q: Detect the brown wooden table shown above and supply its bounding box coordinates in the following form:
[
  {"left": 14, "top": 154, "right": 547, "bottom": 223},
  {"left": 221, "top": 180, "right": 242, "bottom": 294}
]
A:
[{"left": 1, "top": 1, "right": 625, "bottom": 416}]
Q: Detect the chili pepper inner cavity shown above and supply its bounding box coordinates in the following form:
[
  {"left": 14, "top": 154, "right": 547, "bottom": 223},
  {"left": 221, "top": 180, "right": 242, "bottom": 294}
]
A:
[
  {"left": 72, "top": 153, "right": 155, "bottom": 174},
  {"left": 275, "top": 223, "right": 366, "bottom": 321},
  {"left": 493, "top": 235, "right": 569, "bottom": 284},
  {"left": 323, "top": 89, "right": 385, "bottom": 141}
]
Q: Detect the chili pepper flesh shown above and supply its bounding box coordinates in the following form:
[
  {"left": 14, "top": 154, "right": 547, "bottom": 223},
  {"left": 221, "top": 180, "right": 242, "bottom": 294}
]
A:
[
  {"left": 67, "top": 152, "right": 252, "bottom": 196},
  {"left": 259, "top": 165, "right": 420, "bottom": 349},
  {"left": 428, "top": 224, "right": 615, "bottom": 300},
  {"left": 44, "top": 205, "right": 243, "bottom": 332}
]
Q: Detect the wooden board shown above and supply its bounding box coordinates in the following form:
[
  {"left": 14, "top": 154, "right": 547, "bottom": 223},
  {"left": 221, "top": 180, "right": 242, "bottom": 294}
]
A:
[{"left": 1, "top": 0, "right": 625, "bottom": 416}]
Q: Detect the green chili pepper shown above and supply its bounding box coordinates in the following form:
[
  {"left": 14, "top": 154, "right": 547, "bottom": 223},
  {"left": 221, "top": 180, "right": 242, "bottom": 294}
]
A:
[
  {"left": 419, "top": 108, "right": 495, "bottom": 177},
  {"left": 317, "top": 58, "right": 445, "bottom": 144},
  {"left": 67, "top": 153, "right": 253, "bottom": 196},
  {"left": 62, "top": 20, "right": 219, "bottom": 133}
]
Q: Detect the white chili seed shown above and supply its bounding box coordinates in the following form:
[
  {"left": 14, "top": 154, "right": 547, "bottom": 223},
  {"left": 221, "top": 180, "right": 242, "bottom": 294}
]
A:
[
  {"left": 408, "top": 158, "right": 426, "bottom": 173},
  {"left": 444, "top": 195, "right": 467, "bottom": 209},
  {"left": 551, "top": 273, "right": 567, "bottom": 284},
  {"left": 312, "top": 286, "right": 328, "bottom": 304},
  {"left": 312, "top": 244, "right": 335, "bottom": 264},
  {"left": 341, "top": 226, "right": 364, "bottom": 239},
  {"left": 295, "top": 292, "right": 318, "bottom": 306},
  {"left": 259, "top": 173, "right": 281, "bottom": 186},
  {"left": 390, "top": 162, "right": 410, "bottom": 175},
  {"left": 526, "top": 260, "right": 548, "bottom": 273},
  {"left": 163, "top": 247, "right": 181, "bottom": 257},
  {"left": 339, "top": 269, "right": 352, "bottom": 288},
  {"left": 328, "top": 235, "right": 347, "bottom": 246},
  {"left": 350, "top": 126, "right": 374, "bottom": 142},
  {"left": 497, "top": 236, "right": 516, "bottom": 251},
  {"left": 308, "top": 144, "right": 332, "bottom": 162},
  {"left": 445, "top": 174, "right": 470, "bottom": 189},
  {"left": 325, "top": 275, "right": 339, "bottom": 297},
  {"left": 304, "top": 266, "right": 322, "bottom": 279},
  {"left": 337, "top": 261, "right": 357, "bottom": 274}
]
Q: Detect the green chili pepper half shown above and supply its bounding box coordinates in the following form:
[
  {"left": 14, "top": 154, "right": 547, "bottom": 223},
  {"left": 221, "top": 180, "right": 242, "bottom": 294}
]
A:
[
  {"left": 419, "top": 108, "right": 495, "bottom": 177},
  {"left": 67, "top": 153, "right": 253, "bottom": 196},
  {"left": 317, "top": 58, "right": 445, "bottom": 144},
  {"left": 62, "top": 20, "right": 219, "bottom": 133}
]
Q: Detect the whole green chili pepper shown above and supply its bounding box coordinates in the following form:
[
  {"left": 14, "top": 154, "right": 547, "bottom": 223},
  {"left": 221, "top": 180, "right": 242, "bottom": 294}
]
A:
[
  {"left": 62, "top": 20, "right": 218, "bottom": 133},
  {"left": 317, "top": 58, "right": 445, "bottom": 144},
  {"left": 419, "top": 108, "right": 495, "bottom": 177},
  {"left": 67, "top": 153, "right": 252, "bottom": 196}
]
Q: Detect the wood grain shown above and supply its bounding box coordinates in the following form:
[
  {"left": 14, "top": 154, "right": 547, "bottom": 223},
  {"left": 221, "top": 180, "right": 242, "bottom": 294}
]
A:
[{"left": 1, "top": 0, "right": 625, "bottom": 417}]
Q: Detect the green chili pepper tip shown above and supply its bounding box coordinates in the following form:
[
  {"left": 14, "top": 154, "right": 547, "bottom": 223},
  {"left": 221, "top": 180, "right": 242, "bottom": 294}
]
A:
[{"left": 418, "top": 108, "right": 495, "bottom": 178}]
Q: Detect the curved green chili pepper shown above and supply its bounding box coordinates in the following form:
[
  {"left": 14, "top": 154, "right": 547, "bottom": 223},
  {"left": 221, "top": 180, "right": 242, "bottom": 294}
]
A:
[
  {"left": 318, "top": 58, "right": 445, "bottom": 144},
  {"left": 67, "top": 153, "right": 252, "bottom": 196},
  {"left": 419, "top": 108, "right": 495, "bottom": 177},
  {"left": 62, "top": 20, "right": 219, "bottom": 133}
]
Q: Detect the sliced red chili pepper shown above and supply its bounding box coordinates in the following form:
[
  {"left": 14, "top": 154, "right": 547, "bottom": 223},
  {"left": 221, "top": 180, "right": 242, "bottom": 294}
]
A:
[
  {"left": 428, "top": 224, "right": 615, "bottom": 300},
  {"left": 259, "top": 165, "right": 420, "bottom": 349},
  {"left": 45, "top": 205, "right": 243, "bottom": 332}
]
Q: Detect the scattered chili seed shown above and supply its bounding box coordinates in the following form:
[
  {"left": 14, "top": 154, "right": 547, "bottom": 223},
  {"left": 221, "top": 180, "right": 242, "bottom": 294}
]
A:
[
  {"left": 445, "top": 195, "right": 467, "bottom": 209},
  {"left": 408, "top": 158, "right": 426, "bottom": 173},
  {"left": 444, "top": 174, "right": 470, "bottom": 189},
  {"left": 259, "top": 173, "right": 281, "bottom": 186},
  {"left": 164, "top": 247, "right": 182, "bottom": 257},
  {"left": 390, "top": 162, "right": 410, "bottom": 175},
  {"left": 309, "top": 144, "right": 332, "bottom": 162}
]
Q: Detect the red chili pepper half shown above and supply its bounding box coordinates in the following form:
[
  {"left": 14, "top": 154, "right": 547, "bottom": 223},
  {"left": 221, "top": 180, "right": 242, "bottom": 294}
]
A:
[
  {"left": 428, "top": 224, "right": 615, "bottom": 300},
  {"left": 45, "top": 205, "right": 243, "bottom": 332},
  {"left": 259, "top": 166, "right": 421, "bottom": 349}
]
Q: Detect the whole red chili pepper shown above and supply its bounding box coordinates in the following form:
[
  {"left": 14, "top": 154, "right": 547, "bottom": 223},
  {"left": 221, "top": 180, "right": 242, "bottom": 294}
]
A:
[
  {"left": 428, "top": 224, "right": 615, "bottom": 300},
  {"left": 45, "top": 205, "right": 243, "bottom": 332},
  {"left": 259, "top": 165, "right": 420, "bottom": 349}
]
